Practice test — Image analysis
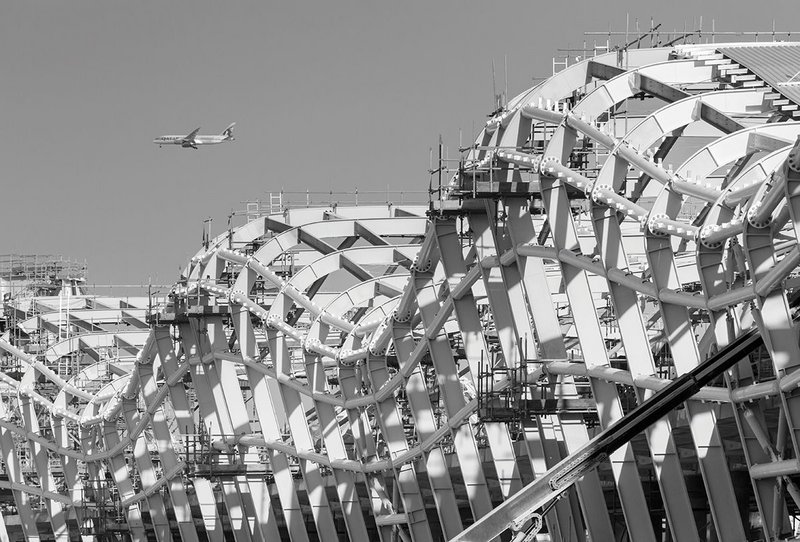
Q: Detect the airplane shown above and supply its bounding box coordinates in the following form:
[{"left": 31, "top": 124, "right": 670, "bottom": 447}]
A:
[{"left": 153, "top": 123, "right": 236, "bottom": 149}]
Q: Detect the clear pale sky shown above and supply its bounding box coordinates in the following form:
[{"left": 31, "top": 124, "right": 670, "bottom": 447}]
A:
[{"left": 1, "top": 1, "right": 796, "bottom": 285}]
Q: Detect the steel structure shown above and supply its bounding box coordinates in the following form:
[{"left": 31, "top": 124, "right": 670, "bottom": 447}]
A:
[{"left": 6, "top": 40, "right": 800, "bottom": 541}]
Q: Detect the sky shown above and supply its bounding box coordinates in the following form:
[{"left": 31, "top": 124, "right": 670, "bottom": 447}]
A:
[{"left": 1, "top": 0, "right": 797, "bottom": 286}]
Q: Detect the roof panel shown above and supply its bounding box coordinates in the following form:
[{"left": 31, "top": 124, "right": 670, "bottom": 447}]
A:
[{"left": 718, "top": 43, "right": 800, "bottom": 106}]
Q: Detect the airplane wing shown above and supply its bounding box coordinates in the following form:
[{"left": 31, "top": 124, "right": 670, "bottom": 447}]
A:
[{"left": 182, "top": 127, "right": 201, "bottom": 143}]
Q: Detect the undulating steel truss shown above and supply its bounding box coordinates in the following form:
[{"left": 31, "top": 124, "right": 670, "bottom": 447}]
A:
[{"left": 5, "top": 41, "right": 800, "bottom": 541}]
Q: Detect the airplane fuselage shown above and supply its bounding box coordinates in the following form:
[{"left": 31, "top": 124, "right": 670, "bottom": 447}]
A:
[
  {"left": 153, "top": 123, "right": 235, "bottom": 149},
  {"left": 153, "top": 135, "right": 228, "bottom": 147}
]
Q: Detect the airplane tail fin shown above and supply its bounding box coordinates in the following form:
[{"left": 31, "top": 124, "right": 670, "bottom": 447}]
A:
[{"left": 222, "top": 122, "right": 236, "bottom": 140}]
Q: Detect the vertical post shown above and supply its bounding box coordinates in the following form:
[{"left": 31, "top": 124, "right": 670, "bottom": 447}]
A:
[
  {"left": 473, "top": 151, "right": 477, "bottom": 199},
  {"left": 65, "top": 284, "right": 70, "bottom": 340},
  {"left": 699, "top": 15, "right": 703, "bottom": 43},
  {"left": 504, "top": 55, "right": 508, "bottom": 108},
  {"left": 58, "top": 290, "right": 63, "bottom": 341},
  {"left": 438, "top": 135, "right": 443, "bottom": 210},
  {"left": 227, "top": 213, "right": 233, "bottom": 250},
  {"left": 626, "top": 13, "right": 631, "bottom": 69}
]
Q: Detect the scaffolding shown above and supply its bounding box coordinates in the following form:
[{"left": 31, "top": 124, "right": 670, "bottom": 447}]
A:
[
  {"left": 241, "top": 189, "right": 429, "bottom": 217},
  {"left": 0, "top": 254, "right": 87, "bottom": 294},
  {"left": 78, "top": 478, "right": 126, "bottom": 538}
]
